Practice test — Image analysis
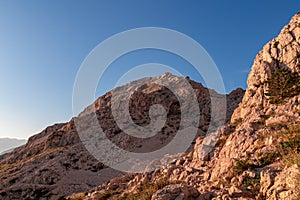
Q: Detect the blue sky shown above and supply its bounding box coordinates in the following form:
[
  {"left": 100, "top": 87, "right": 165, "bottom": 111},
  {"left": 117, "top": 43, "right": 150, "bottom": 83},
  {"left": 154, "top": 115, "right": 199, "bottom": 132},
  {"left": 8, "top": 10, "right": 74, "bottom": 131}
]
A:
[{"left": 0, "top": 1, "right": 299, "bottom": 139}]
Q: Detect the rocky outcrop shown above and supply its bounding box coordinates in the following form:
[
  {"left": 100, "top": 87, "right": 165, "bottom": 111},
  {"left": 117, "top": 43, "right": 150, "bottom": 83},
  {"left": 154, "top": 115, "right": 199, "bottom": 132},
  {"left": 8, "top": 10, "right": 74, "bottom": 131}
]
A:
[
  {"left": 259, "top": 165, "right": 300, "bottom": 199},
  {"left": 75, "top": 12, "right": 300, "bottom": 200},
  {"left": 3, "top": 10, "right": 300, "bottom": 200},
  {"left": 232, "top": 12, "right": 300, "bottom": 124},
  {"left": 209, "top": 10, "right": 300, "bottom": 186},
  {"left": 151, "top": 184, "right": 199, "bottom": 200},
  {"left": 0, "top": 74, "right": 243, "bottom": 199},
  {"left": 203, "top": 12, "right": 300, "bottom": 199}
]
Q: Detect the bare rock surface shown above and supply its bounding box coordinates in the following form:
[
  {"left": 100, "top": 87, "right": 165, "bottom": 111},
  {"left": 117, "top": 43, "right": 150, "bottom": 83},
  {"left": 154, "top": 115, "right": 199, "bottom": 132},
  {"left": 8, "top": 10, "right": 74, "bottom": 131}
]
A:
[
  {"left": 4, "top": 10, "right": 300, "bottom": 200},
  {"left": 151, "top": 184, "right": 199, "bottom": 200},
  {"left": 77, "top": 12, "right": 300, "bottom": 200},
  {"left": 0, "top": 73, "right": 243, "bottom": 199}
]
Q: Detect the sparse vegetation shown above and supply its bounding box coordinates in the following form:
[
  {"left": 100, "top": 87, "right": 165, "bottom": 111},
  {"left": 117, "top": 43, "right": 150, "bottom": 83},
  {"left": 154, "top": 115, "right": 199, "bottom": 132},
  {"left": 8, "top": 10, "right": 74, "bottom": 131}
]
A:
[
  {"left": 262, "top": 123, "right": 300, "bottom": 166},
  {"left": 282, "top": 149, "right": 300, "bottom": 167},
  {"left": 119, "top": 178, "right": 170, "bottom": 200},
  {"left": 0, "top": 146, "right": 65, "bottom": 189},
  {"left": 233, "top": 160, "right": 256, "bottom": 176},
  {"left": 90, "top": 178, "right": 171, "bottom": 200},
  {"left": 278, "top": 125, "right": 300, "bottom": 166},
  {"left": 230, "top": 118, "right": 243, "bottom": 131},
  {"left": 96, "top": 190, "right": 120, "bottom": 200},
  {"left": 233, "top": 151, "right": 281, "bottom": 176},
  {"left": 68, "top": 192, "right": 85, "bottom": 200},
  {"left": 258, "top": 152, "right": 280, "bottom": 166},
  {"left": 242, "top": 175, "right": 260, "bottom": 190},
  {"left": 266, "top": 123, "right": 300, "bottom": 166},
  {"left": 236, "top": 123, "right": 300, "bottom": 174},
  {"left": 264, "top": 67, "right": 300, "bottom": 104}
]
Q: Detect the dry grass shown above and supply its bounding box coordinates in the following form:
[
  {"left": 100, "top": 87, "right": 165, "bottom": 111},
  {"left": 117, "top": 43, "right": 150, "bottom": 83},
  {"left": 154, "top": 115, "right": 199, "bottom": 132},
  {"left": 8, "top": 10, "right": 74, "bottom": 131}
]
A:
[
  {"left": 68, "top": 192, "right": 85, "bottom": 200},
  {"left": 0, "top": 146, "right": 65, "bottom": 188},
  {"left": 258, "top": 122, "right": 300, "bottom": 167},
  {"left": 233, "top": 123, "right": 300, "bottom": 177},
  {"left": 119, "top": 178, "right": 170, "bottom": 200},
  {"left": 271, "top": 123, "right": 300, "bottom": 166}
]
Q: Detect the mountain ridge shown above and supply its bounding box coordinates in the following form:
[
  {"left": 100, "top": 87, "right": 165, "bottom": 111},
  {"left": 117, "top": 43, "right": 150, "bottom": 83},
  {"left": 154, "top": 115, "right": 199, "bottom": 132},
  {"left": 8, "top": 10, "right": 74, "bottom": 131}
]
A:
[
  {"left": 1, "top": 11, "right": 299, "bottom": 200},
  {"left": 0, "top": 74, "right": 244, "bottom": 199},
  {"left": 69, "top": 12, "right": 300, "bottom": 200}
]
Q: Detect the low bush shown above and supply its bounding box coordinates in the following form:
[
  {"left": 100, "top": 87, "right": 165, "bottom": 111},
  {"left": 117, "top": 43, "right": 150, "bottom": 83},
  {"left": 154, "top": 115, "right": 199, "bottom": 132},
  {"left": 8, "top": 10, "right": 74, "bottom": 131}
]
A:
[{"left": 264, "top": 67, "right": 300, "bottom": 104}]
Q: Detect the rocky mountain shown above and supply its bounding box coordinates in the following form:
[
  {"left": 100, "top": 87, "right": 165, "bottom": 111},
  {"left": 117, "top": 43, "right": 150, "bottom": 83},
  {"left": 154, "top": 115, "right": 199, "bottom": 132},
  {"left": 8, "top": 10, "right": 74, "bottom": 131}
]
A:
[
  {"left": 0, "top": 138, "right": 26, "bottom": 155},
  {"left": 68, "top": 12, "right": 300, "bottom": 200},
  {"left": 0, "top": 73, "right": 244, "bottom": 199}
]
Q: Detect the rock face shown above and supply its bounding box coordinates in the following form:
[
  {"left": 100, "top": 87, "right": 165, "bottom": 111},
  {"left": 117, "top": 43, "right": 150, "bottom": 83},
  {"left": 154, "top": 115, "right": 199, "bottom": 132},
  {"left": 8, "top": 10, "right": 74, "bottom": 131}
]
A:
[
  {"left": 209, "top": 12, "right": 300, "bottom": 193},
  {"left": 151, "top": 184, "right": 199, "bottom": 200},
  {"left": 232, "top": 12, "right": 300, "bottom": 125},
  {"left": 0, "top": 74, "right": 244, "bottom": 199},
  {"left": 77, "top": 12, "right": 300, "bottom": 200},
  {"left": 198, "top": 12, "right": 300, "bottom": 199}
]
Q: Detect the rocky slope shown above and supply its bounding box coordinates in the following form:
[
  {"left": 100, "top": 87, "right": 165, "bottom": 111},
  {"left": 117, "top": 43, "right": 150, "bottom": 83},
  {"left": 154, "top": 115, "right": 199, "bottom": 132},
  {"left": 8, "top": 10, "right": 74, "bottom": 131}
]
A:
[
  {"left": 71, "top": 12, "right": 300, "bottom": 200},
  {"left": 0, "top": 74, "right": 244, "bottom": 199}
]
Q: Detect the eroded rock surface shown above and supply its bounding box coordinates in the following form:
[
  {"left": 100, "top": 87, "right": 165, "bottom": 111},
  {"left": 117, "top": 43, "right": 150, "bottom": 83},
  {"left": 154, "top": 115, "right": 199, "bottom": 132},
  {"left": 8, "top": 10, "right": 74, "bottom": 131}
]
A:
[
  {"left": 79, "top": 12, "right": 300, "bottom": 200},
  {"left": 0, "top": 74, "right": 243, "bottom": 199}
]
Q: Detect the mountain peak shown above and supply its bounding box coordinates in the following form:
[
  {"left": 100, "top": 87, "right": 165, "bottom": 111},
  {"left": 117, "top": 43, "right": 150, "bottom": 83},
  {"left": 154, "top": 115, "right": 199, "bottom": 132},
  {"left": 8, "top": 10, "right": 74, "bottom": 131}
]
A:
[
  {"left": 76, "top": 13, "right": 300, "bottom": 200},
  {"left": 0, "top": 74, "right": 244, "bottom": 199},
  {"left": 2, "top": 12, "right": 300, "bottom": 200}
]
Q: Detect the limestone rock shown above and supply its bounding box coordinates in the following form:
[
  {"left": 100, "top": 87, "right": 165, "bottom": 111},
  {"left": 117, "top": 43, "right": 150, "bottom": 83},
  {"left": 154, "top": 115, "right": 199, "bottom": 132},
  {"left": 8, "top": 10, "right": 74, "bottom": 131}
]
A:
[
  {"left": 260, "top": 165, "right": 300, "bottom": 199},
  {"left": 3, "top": 10, "right": 300, "bottom": 200},
  {"left": 151, "top": 184, "right": 199, "bottom": 200},
  {"left": 0, "top": 73, "right": 243, "bottom": 199}
]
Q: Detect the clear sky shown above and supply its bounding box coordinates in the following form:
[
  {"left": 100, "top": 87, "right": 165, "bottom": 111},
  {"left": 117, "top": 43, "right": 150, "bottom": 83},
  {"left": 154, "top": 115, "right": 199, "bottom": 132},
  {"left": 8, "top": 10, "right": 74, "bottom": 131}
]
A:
[{"left": 0, "top": 1, "right": 299, "bottom": 139}]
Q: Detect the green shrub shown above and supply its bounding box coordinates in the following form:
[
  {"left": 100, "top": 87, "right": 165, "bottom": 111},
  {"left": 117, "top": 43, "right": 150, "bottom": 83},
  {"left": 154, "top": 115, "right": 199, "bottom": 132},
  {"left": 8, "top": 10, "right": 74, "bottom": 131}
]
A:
[
  {"left": 233, "top": 160, "right": 256, "bottom": 176},
  {"left": 264, "top": 67, "right": 300, "bottom": 104},
  {"left": 259, "top": 152, "right": 280, "bottom": 166},
  {"left": 233, "top": 154, "right": 279, "bottom": 176},
  {"left": 242, "top": 175, "right": 260, "bottom": 190}
]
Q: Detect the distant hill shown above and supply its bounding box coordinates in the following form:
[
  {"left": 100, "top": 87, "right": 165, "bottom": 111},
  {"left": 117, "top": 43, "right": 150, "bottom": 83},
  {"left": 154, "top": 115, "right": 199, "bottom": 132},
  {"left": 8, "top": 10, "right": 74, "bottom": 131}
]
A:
[{"left": 0, "top": 138, "right": 26, "bottom": 155}]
